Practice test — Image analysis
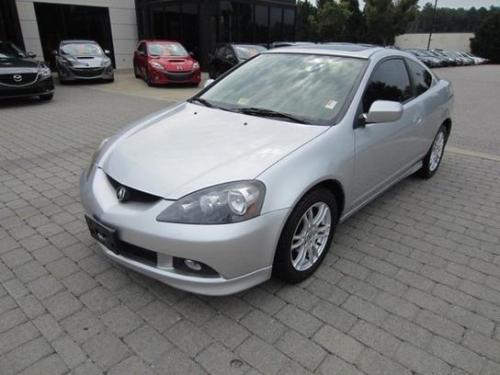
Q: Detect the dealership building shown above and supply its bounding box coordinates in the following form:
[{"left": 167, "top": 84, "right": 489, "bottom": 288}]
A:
[{"left": 1, "top": 0, "right": 297, "bottom": 68}]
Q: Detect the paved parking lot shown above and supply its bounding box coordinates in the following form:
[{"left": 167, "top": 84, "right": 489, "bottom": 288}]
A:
[{"left": 0, "top": 66, "right": 500, "bottom": 375}]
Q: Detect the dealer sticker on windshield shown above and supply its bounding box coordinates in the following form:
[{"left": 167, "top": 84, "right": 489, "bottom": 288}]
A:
[
  {"left": 325, "top": 99, "right": 338, "bottom": 110},
  {"left": 237, "top": 97, "right": 250, "bottom": 105}
]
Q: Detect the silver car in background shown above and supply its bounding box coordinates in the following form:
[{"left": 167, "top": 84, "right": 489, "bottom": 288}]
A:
[
  {"left": 54, "top": 40, "right": 114, "bottom": 83},
  {"left": 80, "top": 44, "right": 453, "bottom": 295}
]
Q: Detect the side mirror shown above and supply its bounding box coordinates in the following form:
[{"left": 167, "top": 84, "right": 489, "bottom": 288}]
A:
[
  {"left": 189, "top": 51, "right": 195, "bottom": 57},
  {"left": 104, "top": 49, "right": 111, "bottom": 55},
  {"left": 204, "top": 79, "right": 214, "bottom": 88},
  {"left": 52, "top": 50, "right": 58, "bottom": 56},
  {"left": 364, "top": 100, "right": 403, "bottom": 124},
  {"left": 27, "top": 52, "right": 36, "bottom": 58}
]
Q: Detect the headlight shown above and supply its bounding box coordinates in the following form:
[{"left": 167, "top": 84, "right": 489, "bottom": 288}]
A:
[
  {"left": 101, "top": 58, "right": 112, "bottom": 67},
  {"left": 157, "top": 181, "right": 266, "bottom": 224},
  {"left": 84, "top": 138, "right": 109, "bottom": 179},
  {"left": 150, "top": 61, "right": 165, "bottom": 71},
  {"left": 62, "top": 56, "right": 76, "bottom": 66},
  {"left": 39, "top": 65, "right": 51, "bottom": 78},
  {"left": 192, "top": 62, "right": 200, "bottom": 70}
]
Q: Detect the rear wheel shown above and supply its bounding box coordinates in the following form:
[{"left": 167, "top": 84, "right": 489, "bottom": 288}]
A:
[
  {"left": 273, "top": 188, "right": 338, "bottom": 283},
  {"left": 418, "top": 125, "right": 448, "bottom": 179}
]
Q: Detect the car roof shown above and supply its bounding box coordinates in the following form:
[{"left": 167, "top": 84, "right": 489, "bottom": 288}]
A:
[
  {"left": 141, "top": 39, "right": 181, "bottom": 44},
  {"left": 266, "top": 43, "right": 388, "bottom": 59}
]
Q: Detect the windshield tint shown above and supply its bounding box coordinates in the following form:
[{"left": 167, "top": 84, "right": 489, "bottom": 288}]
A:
[
  {"left": 199, "top": 53, "right": 366, "bottom": 125},
  {"left": 61, "top": 43, "right": 103, "bottom": 56},
  {"left": 234, "top": 45, "right": 266, "bottom": 60},
  {"left": 0, "top": 42, "right": 26, "bottom": 59},
  {"left": 148, "top": 43, "right": 188, "bottom": 57}
]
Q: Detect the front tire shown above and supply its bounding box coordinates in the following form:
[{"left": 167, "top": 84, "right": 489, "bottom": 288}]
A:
[
  {"left": 418, "top": 125, "right": 448, "bottom": 179},
  {"left": 273, "top": 188, "right": 338, "bottom": 283}
]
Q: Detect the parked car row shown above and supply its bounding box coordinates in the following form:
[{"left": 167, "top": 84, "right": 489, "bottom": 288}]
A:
[{"left": 405, "top": 48, "right": 487, "bottom": 68}]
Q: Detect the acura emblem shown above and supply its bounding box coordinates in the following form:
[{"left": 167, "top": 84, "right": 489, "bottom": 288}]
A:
[
  {"left": 13, "top": 74, "right": 22, "bottom": 82},
  {"left": 116, "top": 186, "right": 129, "bottom": 202}
]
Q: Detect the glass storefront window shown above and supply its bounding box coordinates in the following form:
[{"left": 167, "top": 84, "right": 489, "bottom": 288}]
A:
[
  {"left": 255, "top": 5, "right": 269, "bottom": 44},
  {"left": 270, "top": 7, "right": 283, "bottom": 42},
  {"left": 283, "top": 8, "right": 295, "bottom": 41}
]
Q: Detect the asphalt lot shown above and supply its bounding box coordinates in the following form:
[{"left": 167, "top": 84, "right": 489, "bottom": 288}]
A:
[{"left": 0, "top": 66, "right": 499, "bottom": 375}]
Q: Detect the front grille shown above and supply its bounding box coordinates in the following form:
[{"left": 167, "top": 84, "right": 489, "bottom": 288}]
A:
[
  {"left": 70, "top": 67, "right": 103, "bottom": 77},
  {"left": 116, "top": 240, "right": 157, "bottom": 266},
  {"left": 165, "top": 71, "right": 194, "bottom": 82},
  {"left": 107, "top": 175, "right": 162, "bottom": 203},
  {"left": 0, "top": 73, "right": 38, "bottom": 86}
]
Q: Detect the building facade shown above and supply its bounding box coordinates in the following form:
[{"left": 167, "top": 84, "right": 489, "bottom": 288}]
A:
[
  {"left": 135, "top": 0, "right": 297, "bottom": 65},
  {"left": 395, "top": 33, "right": 474, "bottom": 52},
  {"left": 1, "top": 0, "right": 296, "bottom": 69}
]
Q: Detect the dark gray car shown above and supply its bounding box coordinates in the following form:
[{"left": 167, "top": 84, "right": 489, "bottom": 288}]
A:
[{"left": 54, "top": 40, "right": 114, "bottom": 83}]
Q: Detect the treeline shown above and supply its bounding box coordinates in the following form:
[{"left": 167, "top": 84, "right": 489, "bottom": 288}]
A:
[
  {"left": 296, "top": 0, "right": 500, "bottom": 44},
  {"left": 408, "top": 4, "right": 500, "bottom": 33}
]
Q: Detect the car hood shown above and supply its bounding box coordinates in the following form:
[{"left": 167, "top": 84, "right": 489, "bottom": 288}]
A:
[
  {"left": 101, "top": 103, "right": 326, "bottom": 199},
  {"left": 152, "top": 56, "right": 195, "bottom": 72},
  {"left": 0, "top": 57, "right": 40, "bottom": 72},
  {"left": 62, "top": 55, "right": 106, "bottom": 68}
]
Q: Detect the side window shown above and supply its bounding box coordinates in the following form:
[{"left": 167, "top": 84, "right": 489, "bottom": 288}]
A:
[
  {"left": 215, "top": 45, "right": 228, "bottom": 59},
  {"left": 363, "top": 59, "right": 413, "bottom": 112},
  {"left": 407, "top": 60, "right": 433, "bottom": 96}
]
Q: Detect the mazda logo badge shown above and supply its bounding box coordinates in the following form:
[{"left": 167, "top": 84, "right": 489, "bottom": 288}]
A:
[
  {"left": 13, "top": 74, "right": 22, "bottom": 82},
  {"left": 116, "top": 186, "right": 129, "bottom": 202}
]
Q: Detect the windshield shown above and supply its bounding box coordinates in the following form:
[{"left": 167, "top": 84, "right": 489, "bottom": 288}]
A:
[
  {"left": 61, "top": 43, "right": 103, "bottom": 56},
  {"left": 148, "top": 42, "right": 188, "bottom": 57},
  {"left": 0, "top": 42, "right": 26, "bottom": 59},
  {"left": 234, "top": 45, "right": 266, "bottom": 60},
  {"left": 199, "top": 53, "right": 366, "bottom": 125}
]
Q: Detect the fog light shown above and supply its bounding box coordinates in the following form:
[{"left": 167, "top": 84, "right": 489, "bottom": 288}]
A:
[{"left": 184, "top": 259, "right": 202, "bottom": 271}]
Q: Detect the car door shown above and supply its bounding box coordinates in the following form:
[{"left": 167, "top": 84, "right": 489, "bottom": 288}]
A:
[
  {"left": 405, "top": 59, "right": 440, "bottom": 156},
  {"left": 352, "top": 58, "right": 423, "bottom": 207}
]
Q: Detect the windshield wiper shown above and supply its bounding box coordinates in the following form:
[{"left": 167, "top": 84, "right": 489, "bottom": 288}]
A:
[
  {"left": 236, "top": 107, "right": 309, "bottom": 124},
  {"left": 188, "top": 98, "right": 214, "bottom": 108}
]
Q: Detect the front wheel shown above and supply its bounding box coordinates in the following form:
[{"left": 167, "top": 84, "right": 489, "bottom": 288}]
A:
[
  {"left": 418, "top": 125, "right": 448, "bottom": 179},
  {"left": 273, "top": 188, "right": 338, "bottom": 283},
  {"left": 39, "top": 93, "right": 53, "bottom": 101}
]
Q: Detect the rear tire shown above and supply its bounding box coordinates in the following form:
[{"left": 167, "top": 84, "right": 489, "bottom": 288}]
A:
[
  {"left": 273, "top": 188, "right": 338, "bottom": 283},
  {"left": 145, "top": 71, "right": 153, "bottom": 87},
  {"left": 418, "top": 125, "right": 448, "bottom": 179}
]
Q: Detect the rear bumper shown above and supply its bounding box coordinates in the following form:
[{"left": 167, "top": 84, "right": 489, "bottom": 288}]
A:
[{"left": 0, "top": 76, "right": 54, "bottom": 99}]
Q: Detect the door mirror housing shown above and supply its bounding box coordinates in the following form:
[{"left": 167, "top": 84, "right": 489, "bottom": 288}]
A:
[
  {"left": 52, "top": 50, "right": 58, "bottom": 56},
  {"left": 104, "top": 49, "right": 111, "bottom": 55},
  {"left": 364, "top": 100, "right": 404, "bottom": 124},
  {"left": 203, "top": 79, "right": 214, "bottom": 88},
  {"left": 27, "top": 52, "right": 36, "bottom": 58}
]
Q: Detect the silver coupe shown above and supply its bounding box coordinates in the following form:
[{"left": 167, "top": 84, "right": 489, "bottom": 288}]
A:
[{"left": 80, "top": 44, "right": 453, "bottom": 295}]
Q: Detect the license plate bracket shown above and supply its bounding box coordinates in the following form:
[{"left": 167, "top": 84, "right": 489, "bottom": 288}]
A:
[{"left": 85, "top": 215, "right": 118, "bottom": 254}]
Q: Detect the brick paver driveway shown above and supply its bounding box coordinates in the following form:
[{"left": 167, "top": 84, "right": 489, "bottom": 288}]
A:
[{"left": 1, "top": 66, "right": 500, "bottom": 375}]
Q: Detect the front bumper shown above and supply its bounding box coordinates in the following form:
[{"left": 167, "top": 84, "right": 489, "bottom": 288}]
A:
[
  {"left": 58, "top": 64, "right": 114, "bottom": 81},
  {"left": 149, "top": 68, "right": 201, "bottom": 85},
  {"left": 0, "top": 76, "right": 54, "bottom": 99},
  {"left": 79, "top": 167, "right": 287, "bottom": 295}
]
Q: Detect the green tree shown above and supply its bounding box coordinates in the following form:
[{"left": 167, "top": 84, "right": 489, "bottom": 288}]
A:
[
  {"left": 364, "top": 0, "right": 418, "bottom": 45},
  {"left": 340, "top": 0, "right": 366, "bottom": 42},
  {"left": 313, "top": 0, "right": 352, "bottom": 42},
  {"left": 471, "top": 12, "right": 500, "bottom": 63}
]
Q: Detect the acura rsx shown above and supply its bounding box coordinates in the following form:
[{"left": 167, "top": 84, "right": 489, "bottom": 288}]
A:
[{"left": 80, "top": 44, "right": 453, "bottom": 295}]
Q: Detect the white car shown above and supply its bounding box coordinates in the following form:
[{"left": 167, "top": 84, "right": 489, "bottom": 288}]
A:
[{"left": 80, "top": 44, "right": 453, "bottom": 295}]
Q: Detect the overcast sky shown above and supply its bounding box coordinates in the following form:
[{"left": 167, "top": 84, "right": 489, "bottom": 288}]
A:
[{"left": 328, "top": 0, "right": 500, "bottom": 9}]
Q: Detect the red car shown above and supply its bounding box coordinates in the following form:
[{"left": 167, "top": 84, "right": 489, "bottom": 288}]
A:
[{"left": 133, "top": 40, "right": 201, "bottom": 86}]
